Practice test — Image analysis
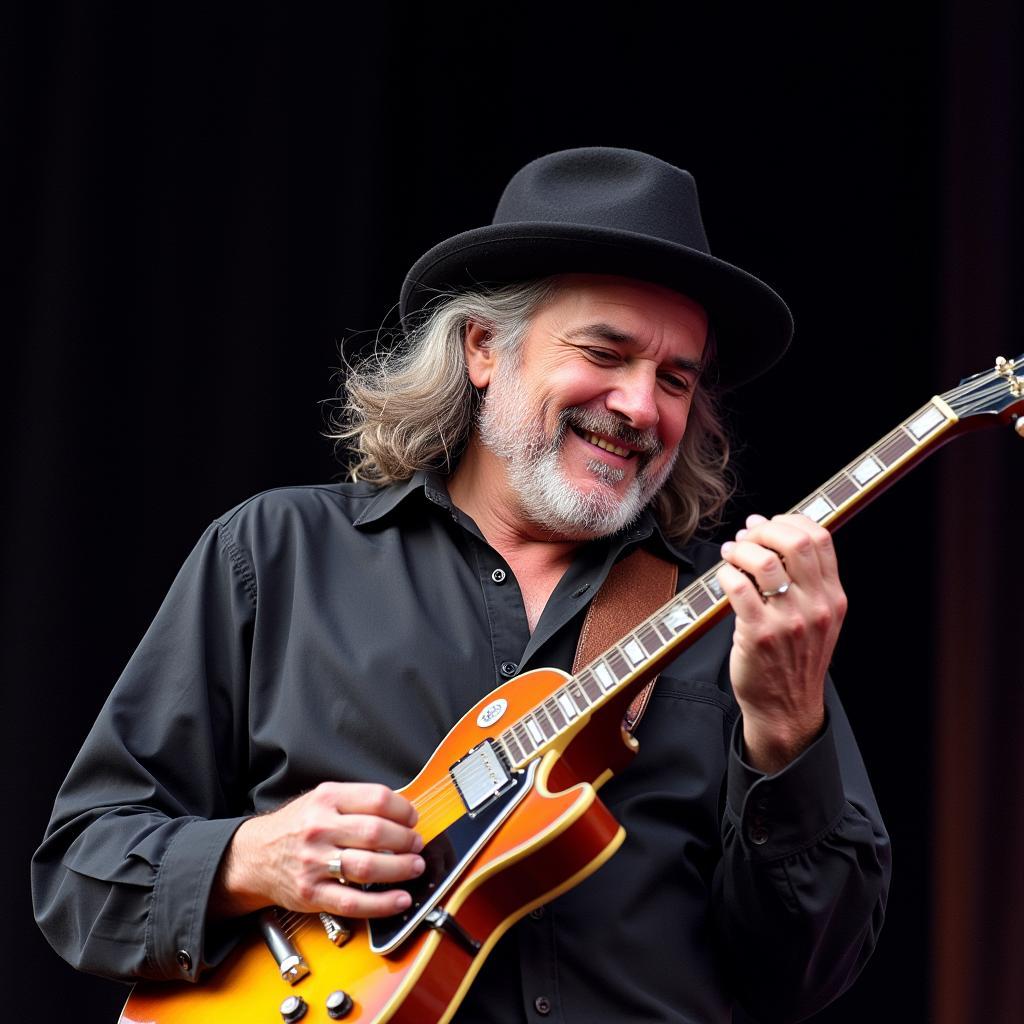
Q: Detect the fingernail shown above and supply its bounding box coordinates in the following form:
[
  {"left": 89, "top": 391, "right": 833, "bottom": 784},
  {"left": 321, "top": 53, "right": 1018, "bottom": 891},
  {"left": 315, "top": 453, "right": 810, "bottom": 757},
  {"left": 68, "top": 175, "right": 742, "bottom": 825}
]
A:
[
  {"left": 747, "top": 514, "right": 767, "bottom": 527},
  {"left": 412, "top": 856, "right": 425, "bottom": 875},
  {"left": 721, "top": 541, "right": 735, "bottom": 556},
  {"left": 735, "top": 529, "right": 749, "bottom": 541},
  {"left": 411, "top": 833, "right": 424, "bottom": 853},
  {"left": 396, "top": 891, "right": 412, "bottom": 909}
]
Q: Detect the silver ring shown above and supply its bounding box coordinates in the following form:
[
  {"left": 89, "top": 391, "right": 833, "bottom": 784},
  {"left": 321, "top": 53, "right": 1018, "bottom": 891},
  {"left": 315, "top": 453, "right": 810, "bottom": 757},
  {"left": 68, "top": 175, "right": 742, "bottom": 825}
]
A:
[
  {"left": 760, "top": 581, "right": 791, "bottom": 600},
  {"left": 326, "top": 850, "right": 347, "bottom": 884}
]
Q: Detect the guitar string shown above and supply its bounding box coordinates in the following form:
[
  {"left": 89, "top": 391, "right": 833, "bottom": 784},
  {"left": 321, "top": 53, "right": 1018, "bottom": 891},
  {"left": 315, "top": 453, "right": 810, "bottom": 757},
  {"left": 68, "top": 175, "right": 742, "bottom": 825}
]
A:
[{"left": 277, "top": 367, "right": 1022, "bottom": 945}]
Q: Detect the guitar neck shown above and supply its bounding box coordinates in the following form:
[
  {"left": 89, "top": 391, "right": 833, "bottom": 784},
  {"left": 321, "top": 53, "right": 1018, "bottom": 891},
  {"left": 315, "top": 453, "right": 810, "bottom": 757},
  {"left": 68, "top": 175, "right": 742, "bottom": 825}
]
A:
[{"left": 493, "top": 394, "right": 963, "bottom": 771}]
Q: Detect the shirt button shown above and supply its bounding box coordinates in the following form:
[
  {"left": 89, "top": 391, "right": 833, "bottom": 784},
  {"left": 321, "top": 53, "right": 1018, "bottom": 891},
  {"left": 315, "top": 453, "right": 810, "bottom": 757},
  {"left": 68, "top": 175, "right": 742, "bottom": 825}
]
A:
[
  {"left": 534, "top": 996, "right": 552, "bottom": 1015},
  {"left": 529, "top": 906, "right": 546, "bottom": 920},
  {"left": 175, "top": 949, "right": 192, "bottom": 972},
  {"left": 491, "top": 568, "right": 507, "bottom": 584},
  {"left": 500, "top": 661, "right": 518, "bottom": 677},
  {"left": 749, "top": 826, "right": 769, "bottom": 846}
]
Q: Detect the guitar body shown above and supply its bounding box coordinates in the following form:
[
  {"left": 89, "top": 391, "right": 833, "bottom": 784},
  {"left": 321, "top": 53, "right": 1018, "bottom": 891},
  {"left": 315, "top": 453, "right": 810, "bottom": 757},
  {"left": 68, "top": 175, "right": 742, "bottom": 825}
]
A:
[{"left": 120, "top": 666, "right": 642, "bottom": 1024}]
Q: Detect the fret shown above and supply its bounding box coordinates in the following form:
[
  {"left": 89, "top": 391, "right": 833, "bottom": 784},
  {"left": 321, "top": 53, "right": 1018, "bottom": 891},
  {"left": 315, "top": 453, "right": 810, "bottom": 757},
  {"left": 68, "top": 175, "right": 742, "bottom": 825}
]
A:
[
  {"left": 704, "top": 575, "right": 724, "bottom": 600},
  {"left": 568, "top": 679, "right": 591, "bottom": 711},
  {"left": 556, "top": 690, "right": 579, "bottom": 720},
  {"left": 579, "top": 670, "right": 602, "bottom": 702},
  {"left": 492, "top": 737, "right": 513, "bottom": 765},
  {"left": 503, "top": 730, "right": 526, "bottom": 762},
  {"left": 513, "top": 721, "right": 535, "bottom": 754},
  {"left": 687, "top": 583, "right": 714, "bottom": 615},
  {"left": 606, "top": 648, "right": 630, "bottom": 680},
  {"left": 651, "top": 619, "right": 674, "bottom": 644},
  {"left": 824, "top": 472, "right": 858, "bottom": 506},
  {"left": 622, "top": 636, "right": 645, "bottom": 666},
  {"left": 875, "top": 428, "right": 915, "bottom": 467},
  {"left": 545, "top": 697, "right": 567, "bottom": 729},
  {"left": 533, "top": 706, "right": 556, "bottom": 739},
  {"left": 637, "top": 623, "right": 661, "bottom": 656},
  {"left": 593, "top": 661, "right": 616, "bottom": 691}
]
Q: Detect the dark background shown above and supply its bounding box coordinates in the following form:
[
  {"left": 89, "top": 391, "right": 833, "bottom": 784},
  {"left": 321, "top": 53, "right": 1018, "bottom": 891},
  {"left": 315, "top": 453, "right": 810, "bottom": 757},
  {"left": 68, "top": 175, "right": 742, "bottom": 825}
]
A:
[{"left": 3, "top": 2, "right": 1021, "bottom": 1021}]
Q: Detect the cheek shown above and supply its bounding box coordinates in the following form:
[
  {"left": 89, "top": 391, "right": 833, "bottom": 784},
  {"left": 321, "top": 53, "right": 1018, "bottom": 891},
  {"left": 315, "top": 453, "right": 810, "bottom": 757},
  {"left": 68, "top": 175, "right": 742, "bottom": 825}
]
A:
[{"left": 658, "top": 401, "right": 691, "bottom": 451}]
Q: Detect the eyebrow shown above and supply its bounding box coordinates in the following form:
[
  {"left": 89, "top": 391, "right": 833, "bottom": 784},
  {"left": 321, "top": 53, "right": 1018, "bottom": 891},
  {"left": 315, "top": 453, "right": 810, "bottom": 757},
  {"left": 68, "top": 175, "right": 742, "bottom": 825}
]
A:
[{"left": 564, "top": 322, "right": 705, "bottom": 375}]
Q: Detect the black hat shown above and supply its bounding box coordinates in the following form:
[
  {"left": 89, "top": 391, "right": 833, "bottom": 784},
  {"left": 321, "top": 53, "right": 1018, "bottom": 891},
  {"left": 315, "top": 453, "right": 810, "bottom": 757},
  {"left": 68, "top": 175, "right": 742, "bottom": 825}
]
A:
[{"left": 400, "top": 147, "right": 793, "bottom": 388}]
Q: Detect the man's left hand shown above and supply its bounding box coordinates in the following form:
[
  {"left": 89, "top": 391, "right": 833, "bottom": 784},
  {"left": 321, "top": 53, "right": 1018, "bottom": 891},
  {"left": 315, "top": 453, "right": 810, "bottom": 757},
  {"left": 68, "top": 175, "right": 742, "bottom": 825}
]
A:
[{"left": 716, "top": 513, "right": 848, "bottom": 774}]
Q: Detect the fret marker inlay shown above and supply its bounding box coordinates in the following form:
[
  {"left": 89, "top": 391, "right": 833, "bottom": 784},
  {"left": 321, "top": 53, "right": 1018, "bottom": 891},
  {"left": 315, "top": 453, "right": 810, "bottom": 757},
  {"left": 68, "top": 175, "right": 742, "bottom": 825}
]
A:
[
  {"left": 852, "top": 456, "right": 882, "bottom": 485},
  {"left": 594, "top": 662, "right": 615, "bottom": 690},
  {"left": 801, "top": 495, "right": 833, "bottom": 522},
  {"left": 664, "top": 605, "right": 694, "bottom": 632},
  {"left": 908, "top": 405, "right": 944, "bottom": 439}
]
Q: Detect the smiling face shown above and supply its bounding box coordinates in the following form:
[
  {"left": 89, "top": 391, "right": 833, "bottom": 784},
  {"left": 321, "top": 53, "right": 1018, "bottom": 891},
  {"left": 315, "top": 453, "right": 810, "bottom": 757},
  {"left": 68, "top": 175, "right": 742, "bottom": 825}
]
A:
[{"left": 467, "top": 274, "right": 708, "bottom": 539}]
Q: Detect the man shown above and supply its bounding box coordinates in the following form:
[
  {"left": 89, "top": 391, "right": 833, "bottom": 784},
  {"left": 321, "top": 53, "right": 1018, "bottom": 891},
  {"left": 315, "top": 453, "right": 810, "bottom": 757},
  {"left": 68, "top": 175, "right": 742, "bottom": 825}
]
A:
[{"left": 33, "top": 148, "right": 890, "bottom": 1022}]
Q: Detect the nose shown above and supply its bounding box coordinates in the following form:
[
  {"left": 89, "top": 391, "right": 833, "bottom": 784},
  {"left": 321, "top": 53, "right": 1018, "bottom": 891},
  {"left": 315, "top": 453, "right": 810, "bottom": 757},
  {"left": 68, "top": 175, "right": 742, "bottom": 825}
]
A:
[{"left": 604, "top": 367, "right": 659, "bottom": 431}]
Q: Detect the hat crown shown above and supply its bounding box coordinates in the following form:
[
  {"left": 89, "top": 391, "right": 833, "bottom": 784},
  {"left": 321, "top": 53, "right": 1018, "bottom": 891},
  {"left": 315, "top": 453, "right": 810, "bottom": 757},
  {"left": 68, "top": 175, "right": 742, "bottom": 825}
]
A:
[{"left": 493, "top": 147, "right": 711, "bottom": 255}]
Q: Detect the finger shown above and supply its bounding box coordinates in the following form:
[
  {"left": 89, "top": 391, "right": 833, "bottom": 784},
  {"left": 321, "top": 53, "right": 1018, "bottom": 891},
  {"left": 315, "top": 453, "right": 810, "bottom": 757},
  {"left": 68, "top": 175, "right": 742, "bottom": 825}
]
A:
[
  {"left": 771, "top": 513, "right": 841, "bottom": 585},
  {"left": 331, "top": 848, "right": 426, "bottom": 886},
  {"left": 720, "top": 539, "right": 790, "bottom": 596},
  {"left": 321, "top": 883, "right": 416, "bottom": 919},
  {"left": 315, "top": 782, "right": 419, "bottom": 827},
  {"left": 716, "top": 561, "right": 772, "bottom": 619},
  {"left": 738, "top": 516, "right": 830, "bottom": 585},
  {"left": 330, "top": 813, "right": 424, "bottom": 854}
]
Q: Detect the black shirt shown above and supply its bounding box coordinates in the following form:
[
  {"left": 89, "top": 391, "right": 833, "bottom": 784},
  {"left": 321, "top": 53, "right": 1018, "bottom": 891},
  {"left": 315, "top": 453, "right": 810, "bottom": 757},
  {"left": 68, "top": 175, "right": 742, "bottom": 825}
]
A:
[{"left": 32, "top": 472, "right": 890, "bottom": 1023}]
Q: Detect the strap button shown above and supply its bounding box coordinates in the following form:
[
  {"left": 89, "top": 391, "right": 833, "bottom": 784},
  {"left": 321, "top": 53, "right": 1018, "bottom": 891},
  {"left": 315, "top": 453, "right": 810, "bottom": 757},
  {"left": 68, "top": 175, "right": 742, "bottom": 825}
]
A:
[
  {"left": 500, "top": 661, "right": 518, "bottom": 677},
  {"left": 491, "top": 568, "right": 507, "bottom": 584},
  {"left": 534, "top": 995, "right": 552, "bottom": 1015}
]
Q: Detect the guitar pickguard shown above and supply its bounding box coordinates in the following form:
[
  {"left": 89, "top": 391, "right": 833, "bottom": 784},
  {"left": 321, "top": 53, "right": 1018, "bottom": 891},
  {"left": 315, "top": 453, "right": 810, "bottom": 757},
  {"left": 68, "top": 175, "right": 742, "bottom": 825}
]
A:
[{"left": 368, "top": 760, "right": 538, "bottom": 954}]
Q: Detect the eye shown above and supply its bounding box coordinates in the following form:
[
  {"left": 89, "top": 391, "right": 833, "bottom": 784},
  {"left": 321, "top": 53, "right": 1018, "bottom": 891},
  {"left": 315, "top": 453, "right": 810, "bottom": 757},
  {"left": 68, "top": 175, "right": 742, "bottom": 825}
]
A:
[
  {"left": 659, "top": 372, "right": 692, "bottom": 394},
  {"left": 583, "top": 347, "right": 619, "bottom": 363}
]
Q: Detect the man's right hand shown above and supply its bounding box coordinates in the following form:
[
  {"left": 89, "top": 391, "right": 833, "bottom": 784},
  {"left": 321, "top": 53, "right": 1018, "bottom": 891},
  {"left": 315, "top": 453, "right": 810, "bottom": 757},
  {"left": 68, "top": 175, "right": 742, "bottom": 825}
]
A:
[{"left": 210, "top": 782, "right": 424, "bottom": 920}]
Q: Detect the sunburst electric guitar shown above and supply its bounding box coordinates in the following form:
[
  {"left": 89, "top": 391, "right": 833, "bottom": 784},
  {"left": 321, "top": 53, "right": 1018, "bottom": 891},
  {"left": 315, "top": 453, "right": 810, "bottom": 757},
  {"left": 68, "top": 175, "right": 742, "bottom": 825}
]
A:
[{"left": 121, "top": 356, "right": 1024, "bottom": 1024}]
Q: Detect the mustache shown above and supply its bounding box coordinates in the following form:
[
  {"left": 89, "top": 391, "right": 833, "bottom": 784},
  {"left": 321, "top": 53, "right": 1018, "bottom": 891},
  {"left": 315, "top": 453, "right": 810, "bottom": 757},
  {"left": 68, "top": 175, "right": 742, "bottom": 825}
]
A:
[{"left": 556, "top": 407, "right": 663, "bottom": 459}]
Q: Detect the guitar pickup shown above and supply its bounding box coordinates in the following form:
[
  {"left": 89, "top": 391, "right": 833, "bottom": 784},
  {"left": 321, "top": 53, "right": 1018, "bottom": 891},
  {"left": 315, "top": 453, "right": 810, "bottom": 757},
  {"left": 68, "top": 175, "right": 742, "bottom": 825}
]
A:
[{"left": 449, "top": 741, "right": 513, "bottom": 814}]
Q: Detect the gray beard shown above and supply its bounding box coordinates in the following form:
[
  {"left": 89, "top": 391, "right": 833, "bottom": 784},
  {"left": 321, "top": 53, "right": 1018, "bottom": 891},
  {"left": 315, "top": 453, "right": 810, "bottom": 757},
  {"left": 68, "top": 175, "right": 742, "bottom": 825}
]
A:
[{"left": 477, "top": 360, "right": 678, "bottom": 539}]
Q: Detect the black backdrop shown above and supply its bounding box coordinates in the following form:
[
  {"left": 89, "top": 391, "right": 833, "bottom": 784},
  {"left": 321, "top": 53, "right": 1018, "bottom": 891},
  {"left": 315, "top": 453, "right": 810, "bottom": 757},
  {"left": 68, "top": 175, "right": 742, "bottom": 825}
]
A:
[{"left": 3, "top": 3, "right": 1021, "bottom": 1022}]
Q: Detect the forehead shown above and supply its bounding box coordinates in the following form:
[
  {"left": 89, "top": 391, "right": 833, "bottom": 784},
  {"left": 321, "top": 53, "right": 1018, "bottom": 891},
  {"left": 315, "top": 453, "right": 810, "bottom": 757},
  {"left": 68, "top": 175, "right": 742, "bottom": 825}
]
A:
[{"left": 536, "top": 274, "right": 708, "bottom": 355}]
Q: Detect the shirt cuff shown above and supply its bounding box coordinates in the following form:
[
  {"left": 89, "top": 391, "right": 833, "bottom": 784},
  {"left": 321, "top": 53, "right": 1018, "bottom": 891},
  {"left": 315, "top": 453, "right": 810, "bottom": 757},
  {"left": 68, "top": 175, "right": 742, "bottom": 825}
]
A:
[
  {"left": 147, "top": 816, "right": 251, "bottom": 980},
  {"left": 725, "top": 711, "right": 847, "bottom": 861}
]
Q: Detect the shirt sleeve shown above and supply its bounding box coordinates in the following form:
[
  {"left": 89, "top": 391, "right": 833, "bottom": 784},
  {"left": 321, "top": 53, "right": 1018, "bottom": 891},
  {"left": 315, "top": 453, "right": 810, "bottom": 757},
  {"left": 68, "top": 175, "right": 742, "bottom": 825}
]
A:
[
  {"left": 715, "top": 677, "right": 891, "bottom": 1022},
  {"left": 31, "top": 522, "right": 257, "bottom": 983}
]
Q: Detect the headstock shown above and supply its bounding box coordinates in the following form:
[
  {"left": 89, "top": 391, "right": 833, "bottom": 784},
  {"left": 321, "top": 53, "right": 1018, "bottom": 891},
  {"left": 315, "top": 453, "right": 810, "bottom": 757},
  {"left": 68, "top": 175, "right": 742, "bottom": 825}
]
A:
[{"left": 941, "top": 354, "right": 1024, "bottom": 435}]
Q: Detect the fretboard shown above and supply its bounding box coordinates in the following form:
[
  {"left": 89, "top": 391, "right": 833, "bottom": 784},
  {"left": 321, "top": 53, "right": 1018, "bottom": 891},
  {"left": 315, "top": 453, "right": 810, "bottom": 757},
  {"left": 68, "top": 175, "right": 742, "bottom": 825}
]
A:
[{"left": 492, "top": 395, "right": 960, "bottom": 770}]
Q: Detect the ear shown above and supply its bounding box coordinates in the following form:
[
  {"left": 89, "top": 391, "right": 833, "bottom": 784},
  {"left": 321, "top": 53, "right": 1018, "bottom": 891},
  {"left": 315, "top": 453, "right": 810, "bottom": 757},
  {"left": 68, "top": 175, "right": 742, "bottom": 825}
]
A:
[{"left": 463, "top": 319, "right": 498, "bottom": 389}]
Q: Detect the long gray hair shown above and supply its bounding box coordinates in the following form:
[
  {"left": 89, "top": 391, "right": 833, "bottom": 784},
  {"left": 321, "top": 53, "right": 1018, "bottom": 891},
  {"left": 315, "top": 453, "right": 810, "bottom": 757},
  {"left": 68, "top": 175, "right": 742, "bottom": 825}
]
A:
[{"left": 329, "top": 279, "right": 733, "bottom": 544}]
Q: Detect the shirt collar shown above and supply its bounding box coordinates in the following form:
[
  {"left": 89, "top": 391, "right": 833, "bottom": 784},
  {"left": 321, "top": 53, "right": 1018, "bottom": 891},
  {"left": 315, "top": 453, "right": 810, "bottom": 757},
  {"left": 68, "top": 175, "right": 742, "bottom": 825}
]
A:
[
  {"left": 351, "top": 470, "right": 454, "bottom": 528},
  {"left": 352, "top": 470, "right": 695, "bottom": 569}
]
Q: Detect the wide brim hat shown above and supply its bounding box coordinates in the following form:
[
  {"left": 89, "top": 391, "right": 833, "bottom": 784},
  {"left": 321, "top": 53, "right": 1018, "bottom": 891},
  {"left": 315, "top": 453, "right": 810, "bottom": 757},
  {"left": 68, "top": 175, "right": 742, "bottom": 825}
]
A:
[{"left": 400, "top": 147, "right": 793, "bottom": 388}]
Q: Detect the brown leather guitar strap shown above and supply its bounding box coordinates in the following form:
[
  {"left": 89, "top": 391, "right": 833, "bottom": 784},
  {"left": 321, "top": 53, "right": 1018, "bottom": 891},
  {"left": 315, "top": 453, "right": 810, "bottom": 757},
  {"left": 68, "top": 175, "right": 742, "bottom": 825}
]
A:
[{"left": 572, "top": 547, "right": 679, "bottom": 734}]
